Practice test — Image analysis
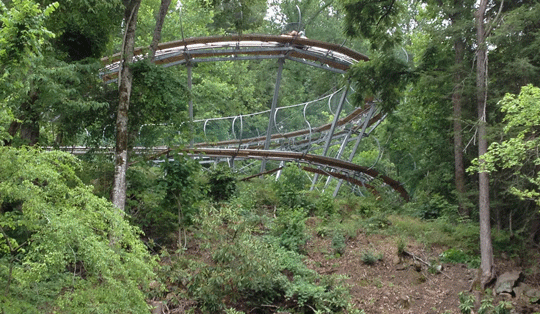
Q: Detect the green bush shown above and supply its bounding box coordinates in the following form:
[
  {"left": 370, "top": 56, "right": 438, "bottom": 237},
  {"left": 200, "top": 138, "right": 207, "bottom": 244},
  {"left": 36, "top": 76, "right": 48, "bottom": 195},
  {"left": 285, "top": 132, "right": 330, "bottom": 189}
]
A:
[
  {"left": 332, "top": 231, "right": 346, "bottom": 255},
  {"left": 208, "top": 165, "right": 237, "bottom": 202},
  {"left": 459, "top": 292, "right": 511, "bottom": 314},
  {"left": 271, "top": 207, "right": 309, "bottom": 253},
  {"left": 234, "top": 178, "right": 278, "bottom": 213},
  {"left": 361, "top": 250, "right": 383, "bottom": 265},
  {"left": 273, "top": 165, "right": 310, "bottom": 209},
  {"left": 0, "top": 148, "right": 155, "bottom": 313},
  {"left": 194, "top": 235, "right": 351, "bottom": 312},
  {"left": 440, "top": 248, "right": 480, "bottom": 268},
  {"left": 310, "top": 190, "right": 338, "bottom": 217},
  {"left": 182, "top": 203, "right": 353, "bottom": 313}
]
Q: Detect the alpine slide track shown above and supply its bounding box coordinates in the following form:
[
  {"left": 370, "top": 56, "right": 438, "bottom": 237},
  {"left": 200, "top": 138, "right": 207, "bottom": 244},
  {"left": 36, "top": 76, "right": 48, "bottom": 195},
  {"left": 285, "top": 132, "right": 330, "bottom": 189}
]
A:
[{"left": 56, "top": 34, "right": 409, "bottom": 201}]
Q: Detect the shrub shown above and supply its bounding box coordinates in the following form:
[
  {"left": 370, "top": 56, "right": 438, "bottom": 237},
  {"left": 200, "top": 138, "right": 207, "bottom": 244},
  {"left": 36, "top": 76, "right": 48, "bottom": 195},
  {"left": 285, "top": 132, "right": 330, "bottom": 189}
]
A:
[
  {"left": 192, "top": 232, "right": 350, "bottom": 312},
  {"left": 361, "top": 250, "right": 383, "bottom": 265},
  {"left": 273, "top": 165, "right": 310, "bottom": 209},
  {"left": 308, "top": 190, "right": 338, "bottom": 217},
  {"left": 184, "top": 203, "right": 353, "bottom": 313},
  {"left": 208, "top": 166, "right": 237, "bottom": 202},
  {"left": 0, "top": 148, "right": 155, "bottom": 313},
  {"left": 271, "top": 207, "right": 309, "bottom": 253},
  {"left": 332, "top": 232, "right": 346, "bottom": 256},
  {"left": 440, "top": 248, "right": 480, "bottom": 268}
]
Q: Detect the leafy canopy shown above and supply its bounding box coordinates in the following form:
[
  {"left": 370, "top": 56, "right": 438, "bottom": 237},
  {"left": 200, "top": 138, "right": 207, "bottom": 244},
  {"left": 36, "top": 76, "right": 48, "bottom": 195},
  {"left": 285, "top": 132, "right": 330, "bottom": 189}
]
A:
[{"left": 473, "top": 85, "right": 540, "bottom": 206}]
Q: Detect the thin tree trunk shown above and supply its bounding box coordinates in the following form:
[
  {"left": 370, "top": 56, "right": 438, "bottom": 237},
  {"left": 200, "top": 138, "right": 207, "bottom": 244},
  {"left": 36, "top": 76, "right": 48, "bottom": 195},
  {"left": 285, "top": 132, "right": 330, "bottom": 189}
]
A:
[
  {"left": 112, "top": 0, "right": 142, "bottom": 211},
  {"left": 149, "top": 0, "right": 172, "bottom": 60},
  {"left": 452, "top": 37, "right": 468, "bottom": 217},
  {"left": 475, "top": 0, "right": 495, "bottom": 288}
]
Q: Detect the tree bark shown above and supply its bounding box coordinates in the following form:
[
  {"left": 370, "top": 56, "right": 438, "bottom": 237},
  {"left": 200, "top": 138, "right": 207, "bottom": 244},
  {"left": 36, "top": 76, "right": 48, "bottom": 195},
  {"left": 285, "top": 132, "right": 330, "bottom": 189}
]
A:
[
  {"left": 149, "top": 0, "right": 172, "bottom": 60},
  {"left": 453, "top": 37, "right": 468, "bottom": 217},
  {"left": 111, "top": 0, "right": 142, "bottom": 211},
  {"left": 475, "top": 0, "right": 495, "bottom": 288}
]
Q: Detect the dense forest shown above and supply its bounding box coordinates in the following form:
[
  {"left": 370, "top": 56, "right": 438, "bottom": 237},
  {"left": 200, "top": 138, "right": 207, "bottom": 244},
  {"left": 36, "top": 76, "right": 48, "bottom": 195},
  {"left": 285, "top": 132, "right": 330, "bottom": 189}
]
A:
[{"left": 1, "top": 0, "right": 540, "bottom": 313}]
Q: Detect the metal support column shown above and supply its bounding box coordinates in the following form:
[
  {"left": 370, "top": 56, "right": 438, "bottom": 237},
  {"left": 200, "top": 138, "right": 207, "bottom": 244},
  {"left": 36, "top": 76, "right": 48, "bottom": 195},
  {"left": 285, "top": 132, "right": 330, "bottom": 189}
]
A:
[
  {"left": 187, "top": 64, "right": 194, "bottom": 148},
  {"left": 260, "top": 57, "right": 285, "bottom": 173},
  {"left": 333, "top": 104, "right": 376, "bottom": 197},
  {"left": 310, "top": 80, "right": 351, "bottom": 190},
  {"left": 323, "top": 126, "right": 355, "bottom": 189}
]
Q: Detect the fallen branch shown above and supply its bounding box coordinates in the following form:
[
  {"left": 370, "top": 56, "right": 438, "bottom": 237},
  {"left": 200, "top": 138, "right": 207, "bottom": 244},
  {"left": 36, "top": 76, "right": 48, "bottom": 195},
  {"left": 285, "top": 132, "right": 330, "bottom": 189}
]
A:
[{"left": 402, "top": 250, "right": 451, "bottom": 279}]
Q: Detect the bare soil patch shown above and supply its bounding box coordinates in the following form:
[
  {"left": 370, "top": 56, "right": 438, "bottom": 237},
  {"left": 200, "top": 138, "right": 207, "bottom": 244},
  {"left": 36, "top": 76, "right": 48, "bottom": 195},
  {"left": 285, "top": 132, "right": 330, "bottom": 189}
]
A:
[{"left": 303, "top": 226, "right": 540, "bottom": 314}]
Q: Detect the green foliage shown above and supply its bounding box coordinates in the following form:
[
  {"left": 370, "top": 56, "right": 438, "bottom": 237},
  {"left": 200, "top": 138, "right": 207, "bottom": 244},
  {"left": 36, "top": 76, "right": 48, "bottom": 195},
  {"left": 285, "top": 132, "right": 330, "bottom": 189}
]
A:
[
  {"left": 440, "top": 248, "right": 480, "bottom": 268},
  {"left": 459, "top": 291, "right": 475, "bottom": 314},
  {"left": 183, "top": 203, "right": 353, "bottom": 313},
  {"left": 84, "top": 61, "right": 189, "bottom": 148},
  {"left": 338, "top": 0, "right": 405, "bottom": 50},
  {"left": 159, "top": 154, "right": 203, "bottom": 248},
  {"left": 0, "top": 0, "right": 57, "bottom": 67},
  {"left": 0, "top": 0, "right": 57, "bottom": 105},
  {"left": 41, "top": 0, "right": 123, "bottom": 61},
  {"left": 348, "top": 51, "right": 414, "bottom": 113},
  {"left": 130, "top": 60, "right": 189, "bottom": 146},
  {"left": 273, "top": 164, "right": 310, "bottom": 209},
  {"left": 459, "top": 292, "right": 511, "bottom": 314},
  {"left": 202, "top": 0, "right": 266, "bottom": 33},
  {"left": 360, "top": 250, "right": 383, "bottom": 265},
  {"left": 475, "top": 85, "right": 540, "bottom": 206},
  {"left": 0, "top": 147, "right": 155, "bottom": 313},
  {"left": 332, "top": 231, "right": 346, "bottom": 255},
  {"left": 361, "top": 214, "right": 391, "bottom": 234},
  {"left": 271, "top": 207, "right": 309, "bottom": 253},
  {"left": 311, "top": 190, "right": 338, "bottom": 217},
  {"left": 208, "top": 165, "right": 237, "bottom": 202},
  {"left": 388, "top": 215, "right": 480, "bottom": 254},
  {"left": 0, "top": 103, "right": 14, "bottom": 144},
  {"left": 124, "top": 162, "right": 172, "bottom": 242},
  {"left": 396, "top": 237, "right": 406, "bottom": 256},
  {"left": 413, "top": 193, "right": 459, "bottom": 220}
]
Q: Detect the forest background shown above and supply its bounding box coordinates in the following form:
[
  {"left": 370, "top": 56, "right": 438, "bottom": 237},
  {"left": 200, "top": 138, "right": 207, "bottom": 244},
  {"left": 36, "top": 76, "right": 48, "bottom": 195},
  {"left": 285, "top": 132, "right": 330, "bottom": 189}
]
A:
[{"left": 1, "top": 0, "right": 540, "bottom": 313}]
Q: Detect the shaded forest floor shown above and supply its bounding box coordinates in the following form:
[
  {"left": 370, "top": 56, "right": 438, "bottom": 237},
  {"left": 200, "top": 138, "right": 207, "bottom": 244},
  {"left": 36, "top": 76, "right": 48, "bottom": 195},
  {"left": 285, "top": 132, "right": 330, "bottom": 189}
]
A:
[{"left": 303, "top": 219, "right": 540, "bottom": 314}]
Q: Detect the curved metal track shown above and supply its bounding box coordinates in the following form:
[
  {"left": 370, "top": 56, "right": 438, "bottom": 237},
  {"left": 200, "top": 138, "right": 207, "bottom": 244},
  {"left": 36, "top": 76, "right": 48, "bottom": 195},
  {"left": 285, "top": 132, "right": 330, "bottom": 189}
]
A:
[
  {"left": 100, "top": 34, "right": 369, "bottom": 82},
  {"left": 94, "top": 34, "right": 408, "bottom": 200}
]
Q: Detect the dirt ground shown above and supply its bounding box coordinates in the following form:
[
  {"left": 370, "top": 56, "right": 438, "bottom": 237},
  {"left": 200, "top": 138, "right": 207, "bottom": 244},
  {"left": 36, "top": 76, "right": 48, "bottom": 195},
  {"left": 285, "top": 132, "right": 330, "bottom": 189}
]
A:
[{"left": 303, "top": 224, "right": 540, "bottom": 314}]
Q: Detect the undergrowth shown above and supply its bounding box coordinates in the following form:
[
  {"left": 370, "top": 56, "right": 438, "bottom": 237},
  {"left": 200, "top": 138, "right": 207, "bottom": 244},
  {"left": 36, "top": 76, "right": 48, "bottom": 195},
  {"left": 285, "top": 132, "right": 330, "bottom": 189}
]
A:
[{"left": 144, "top": 164, "right": 523, "bottom": 313}]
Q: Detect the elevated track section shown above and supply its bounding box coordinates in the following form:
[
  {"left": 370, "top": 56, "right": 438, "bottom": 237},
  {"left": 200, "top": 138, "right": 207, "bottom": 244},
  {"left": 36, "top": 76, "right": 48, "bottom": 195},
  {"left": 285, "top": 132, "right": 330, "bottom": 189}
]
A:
[{"left": 91, "top": 35, "right": 408, "bottom": 200}]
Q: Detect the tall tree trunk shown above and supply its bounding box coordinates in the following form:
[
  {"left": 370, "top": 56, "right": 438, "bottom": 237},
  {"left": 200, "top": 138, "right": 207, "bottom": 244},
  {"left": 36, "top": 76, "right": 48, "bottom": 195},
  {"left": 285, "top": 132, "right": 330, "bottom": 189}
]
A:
[
  {"left": 475, "top": 0, "right": 495, "bottom": 288},
  {"left": 149, "top": 0, "right": 172, "bottom": 60},
  {"left": 453, "top": 37, "right": 468, "bottom": 217},
  {"left": 111, "top": 0, "right": 142, "bottom": 211}
]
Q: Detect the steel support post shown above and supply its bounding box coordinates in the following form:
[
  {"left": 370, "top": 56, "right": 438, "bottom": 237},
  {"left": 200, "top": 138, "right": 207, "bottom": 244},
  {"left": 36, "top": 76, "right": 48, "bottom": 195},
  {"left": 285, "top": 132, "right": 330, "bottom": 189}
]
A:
[
  {"left": 323, "top": 126, "right": 355, "bottom": 190},
  {"left": 333, "top": 104, "right": 376, "bottom": 197},
  {"left": 188, "top": 64, "right": 194, "bottom": 148},
  {"left": 260, "top": 57, "right": 285, "bottom": 173},
  {"left": 310, "top": 80, "right": 351, "bottom": 190}
]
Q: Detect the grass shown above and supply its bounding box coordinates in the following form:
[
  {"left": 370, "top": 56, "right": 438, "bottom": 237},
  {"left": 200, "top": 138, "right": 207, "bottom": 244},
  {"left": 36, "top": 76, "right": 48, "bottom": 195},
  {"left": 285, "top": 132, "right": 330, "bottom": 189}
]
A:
[{"left": 386, "top": 215, "right": 479, "bottom": 253}]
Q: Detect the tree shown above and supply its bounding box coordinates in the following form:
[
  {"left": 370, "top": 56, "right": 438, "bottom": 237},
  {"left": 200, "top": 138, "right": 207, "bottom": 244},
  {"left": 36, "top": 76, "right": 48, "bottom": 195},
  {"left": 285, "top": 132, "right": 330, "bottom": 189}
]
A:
[
  {"left": 339, "top": 0, "right": 405, "bottom": 50},
  {"left": 475, "top": 0, "right": 504, "bottom": 288},
  {"left": 0, "top": 0, "right": 58, "bottom": 146},
  {"left": 480, "top": 85, "right": 540, "bottom": 206},
  {"left": 112, "top": 0, "right": 143, "bottom": 211},
  {"left": 112, "top": 0, "right": 179, "bottom": 211},
  {"left": 160, "top": 154, "right": 202, "bottom": 249},
  {"left": 202, "top": 0, "right": 267, "bottom": 34}
]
